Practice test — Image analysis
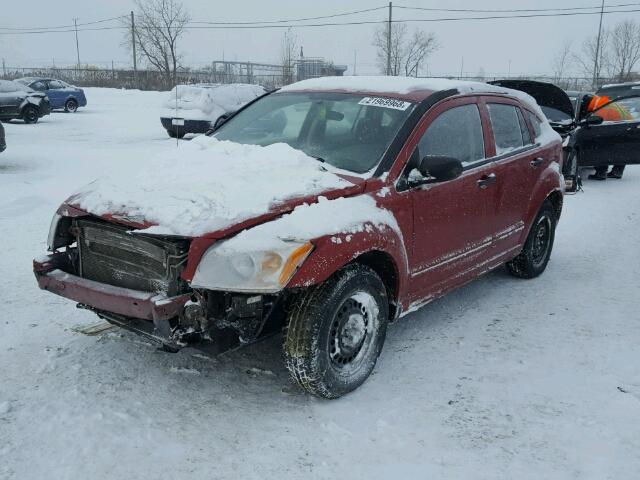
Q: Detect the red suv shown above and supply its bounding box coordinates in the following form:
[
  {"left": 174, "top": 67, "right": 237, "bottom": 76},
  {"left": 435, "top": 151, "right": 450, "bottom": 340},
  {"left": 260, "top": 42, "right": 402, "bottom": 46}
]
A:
[{"left": 34, "top": 77, "right": 563, "bottom": 399}]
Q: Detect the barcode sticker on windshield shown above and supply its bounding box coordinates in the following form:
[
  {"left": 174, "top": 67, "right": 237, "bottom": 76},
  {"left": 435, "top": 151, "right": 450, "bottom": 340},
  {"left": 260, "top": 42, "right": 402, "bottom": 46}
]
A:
[{"left": 358, "top": 97, "right": 412, "bottom": 111}]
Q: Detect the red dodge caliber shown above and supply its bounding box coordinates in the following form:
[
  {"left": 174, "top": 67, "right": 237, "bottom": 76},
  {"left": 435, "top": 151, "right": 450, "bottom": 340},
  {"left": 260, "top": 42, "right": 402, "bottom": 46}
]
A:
[{"left": 35, "top": 77, "right": 564, "bottom": 398}]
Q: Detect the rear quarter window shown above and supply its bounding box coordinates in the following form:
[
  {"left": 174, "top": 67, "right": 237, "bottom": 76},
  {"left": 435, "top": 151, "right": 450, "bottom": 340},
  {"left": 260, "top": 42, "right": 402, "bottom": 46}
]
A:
[{"left": 526, "top": 112, "right": 544, "bottom": 141}]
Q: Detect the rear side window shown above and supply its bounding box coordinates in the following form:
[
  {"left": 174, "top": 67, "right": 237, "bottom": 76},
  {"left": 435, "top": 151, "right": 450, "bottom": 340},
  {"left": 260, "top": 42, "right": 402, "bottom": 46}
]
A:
[
  {"left": 527, "top": 112, "right": 543, "bottom": 141},
  {"left": 487, "top": 103, "right": 524, "bottom": 155},
  {"left": 517, "top": 109, "right": 532, "bottom": 145},
  {"left": 417, "top": 104, "right": 485, "bottom": 167}
]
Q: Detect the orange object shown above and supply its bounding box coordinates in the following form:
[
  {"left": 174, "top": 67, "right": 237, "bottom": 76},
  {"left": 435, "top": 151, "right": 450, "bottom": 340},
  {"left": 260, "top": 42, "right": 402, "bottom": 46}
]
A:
[{"left": 587, "top": 95, "right": 610, "bottom": 112}]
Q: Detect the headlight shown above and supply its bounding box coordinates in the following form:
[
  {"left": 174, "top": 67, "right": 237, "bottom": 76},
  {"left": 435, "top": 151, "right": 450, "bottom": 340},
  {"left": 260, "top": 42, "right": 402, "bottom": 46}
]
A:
[
  {"left": 191, "top": 240, "right": 314, "bottom": 293},
  {"left": 47, "top": 213, "right": 62, "bottom": 251}
]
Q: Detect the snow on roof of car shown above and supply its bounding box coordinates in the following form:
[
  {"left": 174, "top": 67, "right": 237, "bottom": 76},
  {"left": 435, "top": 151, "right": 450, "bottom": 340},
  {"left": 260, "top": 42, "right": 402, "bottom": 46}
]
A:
[
  {"left": 281, "top": 76, "right": 508, "bottom": 98},
  {"left": 280, "top": 75, "right": 548, "bottom": 119}
]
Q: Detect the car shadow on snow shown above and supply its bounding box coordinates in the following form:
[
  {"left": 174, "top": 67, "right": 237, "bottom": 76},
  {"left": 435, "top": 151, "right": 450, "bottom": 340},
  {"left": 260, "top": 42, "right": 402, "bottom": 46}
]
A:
[{"left": 70, "top": 266, "right": 521, "bottom": 405}]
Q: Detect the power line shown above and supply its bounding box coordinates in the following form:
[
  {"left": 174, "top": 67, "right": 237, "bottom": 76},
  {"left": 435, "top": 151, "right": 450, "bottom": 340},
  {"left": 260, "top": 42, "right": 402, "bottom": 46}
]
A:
[
  {"left": 394, "top": 2, "right": 640, "bottom": 13},
  {"left": 1, "top": 7, "right": 639, "bottom": 35},
  {"left": 0, "top": 15, "right": 126, "bottom": 31},
  {"left": 182, "top": 8, "right": 640, "bottom": 29},
  {"left": 189, "top": 6, "right": 387, "bottom": 25}
]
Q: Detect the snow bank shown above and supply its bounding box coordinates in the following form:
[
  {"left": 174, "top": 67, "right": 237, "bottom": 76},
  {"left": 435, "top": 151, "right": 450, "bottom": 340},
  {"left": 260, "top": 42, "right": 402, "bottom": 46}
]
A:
[
  {"left": 216, "top": 194, "right": 400, "bottom": 252},
  {"left": 160, "top": 84, "right": 265, "bottom": 122},
  {"left": 73, "top": 136, "right": 349, "bottom": 236}
]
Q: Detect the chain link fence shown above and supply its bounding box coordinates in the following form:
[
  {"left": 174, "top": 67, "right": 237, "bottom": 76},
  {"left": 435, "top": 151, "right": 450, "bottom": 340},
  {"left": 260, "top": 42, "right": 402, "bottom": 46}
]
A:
[{"left": 0, "top": 65, "right": 624, "bottom": 92}]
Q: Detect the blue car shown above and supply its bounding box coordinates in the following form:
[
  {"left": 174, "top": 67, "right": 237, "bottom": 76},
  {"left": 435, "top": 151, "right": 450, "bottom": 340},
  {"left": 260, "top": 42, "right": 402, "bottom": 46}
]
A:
[{"left": 15, "top": 77, "right": 87, "bottom": 112}]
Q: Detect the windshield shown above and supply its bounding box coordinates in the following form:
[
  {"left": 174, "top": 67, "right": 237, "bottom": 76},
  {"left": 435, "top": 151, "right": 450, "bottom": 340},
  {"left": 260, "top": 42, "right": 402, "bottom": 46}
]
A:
[{"left": 213, "top": 92, "right": 415, "bottom": 174}]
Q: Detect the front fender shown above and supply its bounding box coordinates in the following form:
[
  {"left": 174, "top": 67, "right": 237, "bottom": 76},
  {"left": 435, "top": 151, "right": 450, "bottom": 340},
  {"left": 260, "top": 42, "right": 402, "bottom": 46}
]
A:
[
  {"left": 287, "top": 223, "right": 409, "bottom": 301},
  {"left": 20, "top": 97, "right": 40, "bottom": 109}
]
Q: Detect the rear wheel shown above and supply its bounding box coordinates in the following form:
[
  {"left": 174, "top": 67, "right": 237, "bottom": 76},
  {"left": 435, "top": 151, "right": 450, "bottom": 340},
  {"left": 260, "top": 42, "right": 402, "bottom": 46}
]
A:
[
  {"left": 284, "top": 264, "right": 389, "bottom": 399},
  {"left": 64, "top": 98, "right": 78, "bottom": 113},
  {"left": 507, "top": 201, "right": 556, "bottom": 279},
  {"left": 22, "top": 105, "right": 39, "bottom": 124}
]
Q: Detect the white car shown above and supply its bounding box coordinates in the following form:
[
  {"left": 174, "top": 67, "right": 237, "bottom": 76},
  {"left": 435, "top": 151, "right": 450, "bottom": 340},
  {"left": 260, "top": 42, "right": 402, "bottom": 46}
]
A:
[{"left": 160, "top": 83, "right": 266, "bottom": 138}]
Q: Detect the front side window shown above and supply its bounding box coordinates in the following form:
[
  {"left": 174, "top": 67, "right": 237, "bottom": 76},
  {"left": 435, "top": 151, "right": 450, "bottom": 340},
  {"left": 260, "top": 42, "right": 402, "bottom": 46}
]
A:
[
  {"left": 488, "top": 103, "right": 525, "bottom": 155},
  {"left": 48, "top": 80, "right": 65, "bottom": 90},
  {"left": 416, "top": 104, "right": 485, "bottom": 168},
  {"left": 595, "top": 97, "right": 640, "bottom": 123},
  {"left": 214, "top": 92, "right": 415, "bottom": 174}
]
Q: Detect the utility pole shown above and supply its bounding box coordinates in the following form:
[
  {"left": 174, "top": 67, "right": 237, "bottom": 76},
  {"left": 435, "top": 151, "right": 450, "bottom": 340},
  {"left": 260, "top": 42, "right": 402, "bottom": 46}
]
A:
[
  {"left": 386, "top": 2, "right": 392, "bottom": 76},
  {"left": 2, "top": 58, "right": 5, "bottom": 78},
  {"left": 131, "top": 11, "right": 137, "bottom": 85},
  {"left": 73, "top": 18, "right": 81, "bottom": 69},
  {"left": 353, "top": 50, "right": 357, "bottom": 76},
  {"left": 593, "top": 0, "right": 605, "bottom": 88},
  {"left": 459, "top": 56, "right": 464, "bottom": 79}
]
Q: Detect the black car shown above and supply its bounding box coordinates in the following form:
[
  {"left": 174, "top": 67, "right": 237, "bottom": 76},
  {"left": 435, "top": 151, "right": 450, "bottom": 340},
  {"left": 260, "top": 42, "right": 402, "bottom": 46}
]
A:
[
  {"left": 490, "top": 80, "right": 640, "bottom": 189},
  {"left": 596, "top": 81, "right": 640, "bottom": 100},
  {"left": 0, "top": 121, "right": 5, "bottom": 153},
  {"left": 0, "top": 79, "right": 51, "bottom": 124}
]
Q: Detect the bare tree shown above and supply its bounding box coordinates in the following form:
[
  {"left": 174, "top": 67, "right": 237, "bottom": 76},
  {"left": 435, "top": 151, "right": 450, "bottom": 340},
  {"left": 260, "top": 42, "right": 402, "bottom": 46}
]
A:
[
  {"left": 281, "top": 29, "right": 298, "bottom": 85},
  {"left": 609, "top": 20, "right": 640, "bottom": 82},
  {"left": 574, "top": 30, "right": 611, "bottom": 82},
  {"left": 373, "top": 22, "right": 405, "bottom": 75},
  {"left": 552, "top": 41, "right": 573, "bottom": 84},
  {"left": 124, "top": 0, "right": 190, "bottom": 87},
  {"left": 404, "top": 31, "right": 439, "bottom": 77}
]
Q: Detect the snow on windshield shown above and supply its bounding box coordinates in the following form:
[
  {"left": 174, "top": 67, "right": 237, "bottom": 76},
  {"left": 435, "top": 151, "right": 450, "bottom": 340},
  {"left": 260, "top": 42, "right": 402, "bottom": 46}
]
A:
[
  {"left": 161, "top": 84, "right": 265, "bottom": 122},
  {"left": 73, "top": 135, "right": 350, "bottom": 236}
]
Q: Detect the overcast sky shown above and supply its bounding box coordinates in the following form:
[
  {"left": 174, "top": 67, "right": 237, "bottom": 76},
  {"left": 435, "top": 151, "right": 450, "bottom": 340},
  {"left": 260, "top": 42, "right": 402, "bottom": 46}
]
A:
[{"left": 1, "top": 0, "right": 638, "bottom": 77}]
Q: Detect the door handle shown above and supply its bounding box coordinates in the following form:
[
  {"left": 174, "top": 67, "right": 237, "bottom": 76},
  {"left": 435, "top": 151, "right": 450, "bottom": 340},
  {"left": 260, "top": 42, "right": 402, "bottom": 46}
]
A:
[
  {"left": 477, "top": 173, "right": 497, "bottom": 189},
  {"left": 530, "top": 157, "right": 544, "bottom": 167}
]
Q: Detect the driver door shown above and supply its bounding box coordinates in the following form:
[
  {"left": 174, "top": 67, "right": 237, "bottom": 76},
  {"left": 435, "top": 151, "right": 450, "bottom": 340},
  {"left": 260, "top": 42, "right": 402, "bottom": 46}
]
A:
[
  {"left": 403, "top": 97, "right": 500, "bottom": 301},
  {"left": 576, "top": 95, "right": 640, "bottom": 166}
]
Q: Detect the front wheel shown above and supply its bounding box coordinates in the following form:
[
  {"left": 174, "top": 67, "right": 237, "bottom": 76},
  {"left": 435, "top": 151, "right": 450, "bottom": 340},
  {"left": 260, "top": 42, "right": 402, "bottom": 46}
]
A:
[
  {"left": 64, "top": 98, "right": 78, "bottom": 113},
  {"left": 507, "top": 201, "right": 557, "bottom": 279},
  {"left": 284, "top": 264, "right": 389, "bottom": 399},
  {"left": 22, "top": 105, "right": 39, "bottom": 124}
]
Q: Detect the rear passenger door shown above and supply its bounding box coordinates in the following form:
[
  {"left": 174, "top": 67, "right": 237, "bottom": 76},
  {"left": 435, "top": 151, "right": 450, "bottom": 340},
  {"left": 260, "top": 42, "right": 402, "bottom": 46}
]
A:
[{"left": 482, "top": 99, "right": 540, "bottom": 253}]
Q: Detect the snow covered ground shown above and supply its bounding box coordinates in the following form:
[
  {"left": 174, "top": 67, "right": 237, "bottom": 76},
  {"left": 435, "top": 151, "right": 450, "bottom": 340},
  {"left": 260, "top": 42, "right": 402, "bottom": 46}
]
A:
[{"left": 1, "top": 88, "right": 639, "bottom": 480}]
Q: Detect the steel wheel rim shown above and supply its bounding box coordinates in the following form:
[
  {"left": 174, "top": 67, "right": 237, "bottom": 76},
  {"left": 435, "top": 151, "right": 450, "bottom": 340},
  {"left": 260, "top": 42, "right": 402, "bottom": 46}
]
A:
[
  {"left": 531, "top": 216, "right": 552, "bottom": 267},
  {"left": 328, "top": 291, "right": 379, "bottom": 370},
  {"left": 67, "top": 101, "right": 77, "bottom": 112}
]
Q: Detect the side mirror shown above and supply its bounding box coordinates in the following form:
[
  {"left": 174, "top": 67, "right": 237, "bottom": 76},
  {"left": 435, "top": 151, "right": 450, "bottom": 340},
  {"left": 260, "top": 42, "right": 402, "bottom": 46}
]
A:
[
  {"left": 580, "top": 115, "right": 604, "bottom": 127},
  {"left": 417, "top": 155, "right": 463, "bottom": 183}
]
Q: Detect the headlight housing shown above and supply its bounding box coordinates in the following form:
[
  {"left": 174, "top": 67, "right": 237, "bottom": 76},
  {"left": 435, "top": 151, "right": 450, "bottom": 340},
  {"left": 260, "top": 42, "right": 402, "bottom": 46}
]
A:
[
  {"left": 191, "top": 239, "right": 314, "bottom": 293},
  {"left": 47, "top": 213, "right": 62, "bottom": 251}
]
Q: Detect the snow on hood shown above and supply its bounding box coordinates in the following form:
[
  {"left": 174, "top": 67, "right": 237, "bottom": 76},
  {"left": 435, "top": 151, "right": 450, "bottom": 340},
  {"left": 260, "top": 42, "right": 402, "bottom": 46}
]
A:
[
  {"left": 216, "top": 194, "right": 400, "bottom": 253},
  {"left": 161, "top": 84, "right": 265, "bottom": 122},
  {"left": 73, "top": 136, "right": 351, "bottom": 236}
]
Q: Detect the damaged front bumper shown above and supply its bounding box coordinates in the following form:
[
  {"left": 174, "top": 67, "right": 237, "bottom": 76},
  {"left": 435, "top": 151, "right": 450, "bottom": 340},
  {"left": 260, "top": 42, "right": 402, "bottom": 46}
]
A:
[{"left": 34, "top": 252, "right": 190, "bottom": 349}]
